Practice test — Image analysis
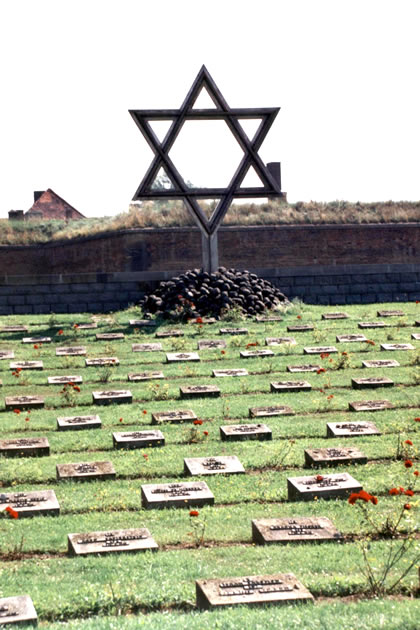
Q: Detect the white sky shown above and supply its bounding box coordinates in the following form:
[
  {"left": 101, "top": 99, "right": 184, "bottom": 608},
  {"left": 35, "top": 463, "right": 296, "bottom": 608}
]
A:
[{"left": 0, "top": 0, "right": 419, "bottom": 218}]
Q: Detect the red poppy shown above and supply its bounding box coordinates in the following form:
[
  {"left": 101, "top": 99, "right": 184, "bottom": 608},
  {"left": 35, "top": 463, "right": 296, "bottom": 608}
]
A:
[
  {"left": 317, "top": 368, "right": 326, "bottom": 374},
  {"left": 203, "top": 430, "right": 209, "bottom": 436},
  {"left": 414, "top": 418, "right": 420, "bottom": 422},
  {"left": 319, "top": 389, "right": 325, "bottom": 394},
  {"left": 316, "top": 475, "right": 324, "bottom": 482},
  {"left": 404, "top": 489, "right": 414, "bottom": 497},
  {"left": 142, "top": 454, "right": 148, "bottom": 459},
  {"left": 73, "top": 386, "right": 81, "bottom": 392},
  {"left": 221, "top": 350, "right": 225, "bottom": 355},
  {"left": 5, "top": 506, "right": 18, "bottom": 519},
  {"left": 25, "top": 417, "right": 30, "bottom": 422},
  {"left": 327, "top": 394, "right": 334, "bottom": 400},
  {"left": 119, "top": 418, "right": 123, "bottom": 422},
  {"left": 297, "top": 315, "right": 302, "bottom": 319},
  {"left": 13, "top": 409, "right": 21, "bottom": 415},
  {"left": 320, "top": 353, "right": 330, "bottom": 359},
  {"left": 389, "top": 488, "right": 401, "bottom": 495},
  {"left": 365, "top": 340, "right": 375, "bottom": 346},
  {"left": 348, "top": 490, "right": 378, "bottom": 505},
  {"left": 143, "top": 410, "right": 147, "bottom": 415},
  {"left": 405, "top": 460, "right": 413, "bottom": 468},
  {"left": 33, "top": 344, "right": 39, "bottom": 349},
  {"left": 189, "top": 510, "right": 199, "bottom": 517},
  {"left": 404, "top": 504, "right": 412, "bottom": 510},
  {"left": 414, "top": 470, "right": 419, "bottom": 477},
  {"left": 405, "top": 440, "right": 413, "bottom": 446},
  {"left": 342, "top": 352, "right": 348, "bottom": 356},
  {"left": 196, "top": 317, "right": 203, "bottom": 324},
  {"left": 58, "top": 330, "right": 64, "bottom": 335},
  {"left": 193, "top": 419, "right": 203, "bottom": 426},
  {"left": 370, "top": 496, "right": 378, "bottom": 505}
]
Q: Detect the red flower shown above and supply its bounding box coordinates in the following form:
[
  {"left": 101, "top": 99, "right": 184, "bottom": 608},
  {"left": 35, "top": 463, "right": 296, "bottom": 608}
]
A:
[
  {"left": 342, "top": 351, "right": 348, "bottom": 356},
  {"left": 405, "top": 440, "right": 413, "bottom": 446},
  {"left": 404, "top": 489, "right": 414, "bottom": 497},
  {"left": 317, "top": 368, "right": 326, "bottom": 374},
  {"left": 142, "top": 454, "right": 148, "bottom": 459},
  {"left": 414, "top": 470, "right": 419, "bottom": 477},
  {"left": 119, "top": 418, "right": 123, "bottom": 422},
  {"left": 58, "top": 330, "right": 64, "bottom": 335},
  {"left": 221, "top": 350, "right": 225, "bottom": 355},
  {"left": 316, "top": 475, "right": 324, "bottom": 482},
  {"left": 196, "top": 317, "right": 203, "bottom": 324},
  {"left": 13, "top": 409, "right": 21, "bottom": 415},
  {"left": 371, "top": 496, "right": 378, "bottom": 505},
  {"left": 319, "top": 389, "right": 325, "bottom": 394},
  {"left": 320, "top": 353, "right": 330, "bottom": 359},
  {"left": 365, "top": 340, "right": 375, "bottom": 346},
  {"left": 203, "top": 430, "right": 209, "bottom": 436},
  {"left": 405, "top": 460, "right": 413, "bottom": 468},
  {"left": 143, "top": 410, "right": 147, "bottom": 415},
  {"left": 389, "top": 488, "right": 401, "bottom": 495},
  {"left": 327, "top": 394, "right": 334, "bottom": 400},
  {"left": 189, "top": 510, "right": 199, "bottom": 517},
  {"left": 5, "top": 506, "right": 18, "bottom": 519},
  {"left": 297, "top": 315, "right": 301, "bottom": 319},
  {"left": 25, "top": 417, "right": 30, "bottom": 422},
  {"left": 73, "top": 324, "right": 79, "bottom": 329},
  {"left": 414, "top": 418, "right": 420, "bottom": 422},
  {"left": 348, "top": 490, "right": 378, "bottom": 505},
  {"left": 73, "top": 385, "right": 81, "bottom": 392},
  {"left": 404, "top": 504, "right": 412, "bottom": 510},
  {"left": 193, "top": 419, "right": 203, "bottom": 426},
  {"left": 33, "top": 344, "right": 39, "bottom": 349}
]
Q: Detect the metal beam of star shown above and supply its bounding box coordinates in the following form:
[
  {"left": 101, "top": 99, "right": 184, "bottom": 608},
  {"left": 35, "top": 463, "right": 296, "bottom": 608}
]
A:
[{"left": 129, "top": 65, "right": 281, "bottom": 235}]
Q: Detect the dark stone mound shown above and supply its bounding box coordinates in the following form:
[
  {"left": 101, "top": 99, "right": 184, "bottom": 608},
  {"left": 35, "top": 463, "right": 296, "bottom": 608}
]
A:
[{"left": 140, "top": 268, "right": 289, "bottom": 319}]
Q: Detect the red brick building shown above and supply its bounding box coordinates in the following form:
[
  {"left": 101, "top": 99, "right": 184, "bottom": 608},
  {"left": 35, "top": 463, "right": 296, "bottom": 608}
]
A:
[{"left": 25, "top": 189, "right": 85, "bottom": 220}]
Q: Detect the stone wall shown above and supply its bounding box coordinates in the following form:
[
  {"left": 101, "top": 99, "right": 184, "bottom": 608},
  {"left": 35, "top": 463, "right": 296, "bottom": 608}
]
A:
[{"left": 0, "top": 223, "right": 419, "bottom": 314}]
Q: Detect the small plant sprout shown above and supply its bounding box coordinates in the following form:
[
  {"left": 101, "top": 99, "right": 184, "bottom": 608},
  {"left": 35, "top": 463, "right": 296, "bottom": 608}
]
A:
[{"left": 188, "top": 509, "right": 206, "bottom": 547}]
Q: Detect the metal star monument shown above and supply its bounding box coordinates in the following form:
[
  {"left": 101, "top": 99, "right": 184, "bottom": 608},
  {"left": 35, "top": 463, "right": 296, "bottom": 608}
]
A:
[{"left": 129, "top": 65, "right": 282, "bottom": 271}]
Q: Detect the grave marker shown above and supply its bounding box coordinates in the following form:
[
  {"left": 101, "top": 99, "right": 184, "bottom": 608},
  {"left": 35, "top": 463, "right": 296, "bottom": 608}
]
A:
[
  {"left": 5, "top": 395, "right": 44, "bottom": 410},
  {"left": 287, "top": 472, "right": 362, "bottom": 501},
  {"left": 287, "top": 324, "right": 314, "bottom": 332},
  {"left": 0, "top": 595, "right": 37, "bottom": 626},
  {"left": 151, "top": 409, "right": 197, "bottom": 424},
  {"left": 141, "top": 480, "right": 214, "bottom": 509},
  {"left": 377, "top": 309, "right": 405, "bottom": 317},
  {"left": 249, "top": 405, "right": 294, "bottom": 418},
  {"left": 255, "top": 315, "right": 283, "bottom": 322},
  {"left": 75, "top": 322, "right": 97, "bottom": 329},
  {"left": 10, "top": 361, "right": 43, "bottom": 370},
  {"left": 128, "top": 371, "right": 164, "bottom": 382},
  {"left": 180, "top": 384, "right": 220, "bottom": 399},
  {"left": 129, "top": 319, "right": 157, "bottom": 327},
  {"left": 240, "top": 349, "right": 274, "bottom": 358},
  {"left": 85, "top": 357, "right": 119, "bottom": 366},
  {"left": 321, "top": 312, "right": 348, "bottom": 320},
  {"left": 1, "top": 325, "right": 28, "bottom": 332},
  {"left": 0, "top": 349, "right": 14, "bottom": 360},
  {"left": 184, "top": 455, "right": 245, "bottom": 476},
  {"left": 166, "top": 352, "right": 200, "bottom": 363},
  {"left": 156, "top": 329, "right": 184, "bottom": 338},
  {"left": 57, "top": 460, "right": 116, "bottom": 481},
  {"left": 265, "top": 337, "right": 296, "bottom": 346},
  {"left": 380, "top": 343, "right": 414, "bottom": 351},
  {"left": 304, "top": 446, "right": 367, "bottom": 467},
  {"left": 220, "top": 423, "right": 271, "bottom": 442},
  {"left": 362, "top": 359, "right": 400, "bottom": 368},
  {"left": 304, "top": 346, "right": 338, "bottom": 354},
  {"left": 411, "top": 333, "right": 420, "bottom": 340},
  {"left": 22, "top": 336, "right": 51, "bottom": 344},
  {"left": 57, "top": 415, "right": 102, "bottom": 431},
  {"left": 56, "top": 346, "right": 87, "bottom": 356},
  {"left": 212, "top": 368, "right": 248, "bottom": 377},
  {"left": 271, "top": 380, "right": 311, "bottom": 393},
  {"left": 0, "top": 489, "right": 60, "bottom": 517},
  {"left": 336, "top": 334, "right": 367, "bottom": 343},
  {"left": 358, "top": 321, "right": 386, "bottom": 329},
  {"left": 252, "top": 516, "right": 342, "bottom": 544},
  {"left": 349, "top": 400, "right": 394, "bottom": 412},
  {"left": 92, "top": 390, "right": 132, "bottom": 405},
  {"left": 68, "top": 528, "right": 158, "bottom": 556},
  {"left": 96, "top": 333, "right": 125, "bottom": 341},
  {"left": 132, "top": 343, "right": 163, "bottom": 352},
  {"left": 113, "top": 429, "right": 164, "bottom": 449},
  {"left": 196, "top": 573, "right": 313, "bottom": 609},
  {"left": 219, "top": 327, "right": 248, "bottom": 335},
  {"left": 287, "top": 364, "right": 320, "bottom": 373},
  {"left": 326, "top": 421, "right": 380, "bottom": 438},
  {"left": 198, "top": 339, "right": 226, "bottom": 350},
  {"left": 351, "top": 377, "right": 394, "bottom": 389},
  {"left": 48, "top": 375, "right": 83, "bottom": 385},
  {"left": 0, "top": 437, "right": 50, "bottom": 457}
]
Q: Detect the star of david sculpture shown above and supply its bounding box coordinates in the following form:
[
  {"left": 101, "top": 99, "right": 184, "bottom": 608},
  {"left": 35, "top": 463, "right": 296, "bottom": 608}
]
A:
[{"left": 129, "top": 65, "right": 283, "bottom": 272}]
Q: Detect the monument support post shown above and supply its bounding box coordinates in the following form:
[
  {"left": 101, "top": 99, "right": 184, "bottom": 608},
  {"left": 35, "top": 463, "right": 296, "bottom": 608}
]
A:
[{"left": 201, "top": 231, "right": 219, "bottom": 273}]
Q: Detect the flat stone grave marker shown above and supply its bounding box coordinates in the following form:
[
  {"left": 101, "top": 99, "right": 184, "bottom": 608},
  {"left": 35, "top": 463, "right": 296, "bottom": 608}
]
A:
[
  {"left": 10, "top": 360, "right": 43, "bottom": 370},
  {"left": 321, "top": 312, "right": 348, "bottom": 320},
  {"left": 271, "top": 380, "right": 311, "bottom": 393},
  {"left": 151, "top": 409, "right": 197, "bottom": 424},
  {"left": 48, "top": 375, "right": 83, "bottom": 385},
  {"left": 0, "top": 349, "right": 14, "bottom": 360},
  {"left": 358, "top": 321, "right": 386, "bottom": 329},
  {"left": 351, "top": 376, "right": 394, "bottom": 389},
  {"left": 96, "top": 333, "right": 125, "bottom": 341},
  {"left": 212, "top": 368, "right": 248, "bottom": 377},
  {"left": 380, "top": 343, "right": 414, "bottom": 351},
  {"left": 336, "top": 334, "right": 367, "bottom": 343},
  {"left": 141, "top": 480, "right": 214, "bottom": 509},
  {"left": 57, "top": 460, "right": 116, "bottom": 481},
  {"left": 252, "top": 516, "right": 342, "bottom": 544},
  {"left": 75, "top": 322, "right": 97, "bottom": 329},
  {"left": 219, "top": 327, "right": 248, "bottom": 335},
  {"left": 180, "top": 385, "right": 221, "bottom": 399},
  {"left": 411, "top": 333, "right": 420, "bottom": 340},
  {"left": 240, "top": 349, "right": 274, "bottom": 358},
  {"left": 196, "top": 573, "right": 313, "bottom": 610},
  {"left": 304, "top": 446, "right": 367, "bottom": 467},
  {"left": 0, "top": 489, "right": 60, "bottom": 517},
  {"left": 166, "top": 352, "right": 200, "bottom": 363},
  {"left": 288, "top": 472, "right": 362, "bottom": 501},
  {"left": 1, "top": 325, "right": 28, "bottom": 332},
  {"left": 184, "top": 455, "right": 245, "bottom": 476},
  {"left": 265, "top": 337, "right": 296, "bottom": 346},
  {"left": 156, "top": 329, "right": 184, "bottom": 338},
  {"left": 92, "top": 390, "right": 132, "bottom": 405},
  {"left": 349, "top": 399, "right": 394, "bottom": 412},
  {"left": 415, "top": 320, "right": 420, "bottom": 327},
  {"left": 255, "top": 315, "right": 283, "bottom": 322},
  {"left": 220, "top": 423, "right": 271, "bottom": 442},
  {"left": 377, "top": 309, "right": 405, "bottom": 317},
  {"left": 129, "top": 319, "right": 157, "bottom": 327},
  {"left": 22, "top": 336, "right": 51, "bottom": 344},
  {"left": 68, "top": 527, "right": 158, "bottom": 556},
  {"left": 132, "top": 343, "right": 163, "bottom": 352},
  {"left": 57, "top": 414, "right": 101, "bottom": 431},
  {"left": 287, "top": 324, "right": 314, "bottom": 332},
  {"left": 287, "top": 364, "right": 320, "bottom": 373},
  {"left": 5, "top": 395, "right": 44, "bottom": 410},
  {"left": 198, "top": 339, "right": 226, "bottom": 350},
  {"left": 86, "top": 357, "right": 119, "bottom": 366},
  {"left": 326, "top": 421, "right": 380, "bottom": 438},
  {"left": 0, "top": 437, "right": 50, "bottom": 457},
  {"left": 190, "top": 317, "right": 216, "bottom": 324},
  {"left": 128, "top": 371, "right": 164, "bottom": 382},
  {"left": 0, "top": 595, "right": 37, "bottom": 626},
  {"left": 249, "top": 405, "right": 294, "bottom": 418},
  {"left": 304, "top": 346, "right": 338, "bottom": 354},
  {"left": 362, "top": 359, "right": 400, "bottom": 368},
  {"left": 113, "top": 429, "right": 164, "bottom": 449},
  {"left": 56, "top": 346, "right": 87, "bottom": 356}
]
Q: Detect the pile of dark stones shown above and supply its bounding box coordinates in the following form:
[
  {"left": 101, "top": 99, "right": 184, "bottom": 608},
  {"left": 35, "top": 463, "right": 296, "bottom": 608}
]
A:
[{"left": 140, "top": 267, "right": 289, "bottom": 319}]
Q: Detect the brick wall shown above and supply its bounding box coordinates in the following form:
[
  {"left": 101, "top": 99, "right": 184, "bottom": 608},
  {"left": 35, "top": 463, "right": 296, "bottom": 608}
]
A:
[{"left": 0, "top": 224, "right": 419, "bottom": 314}]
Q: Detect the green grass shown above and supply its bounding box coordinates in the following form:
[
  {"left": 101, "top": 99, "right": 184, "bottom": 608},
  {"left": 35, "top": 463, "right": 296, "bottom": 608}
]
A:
[{"left": 0, "top": 301, "right": 419, "bottom": 627}]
